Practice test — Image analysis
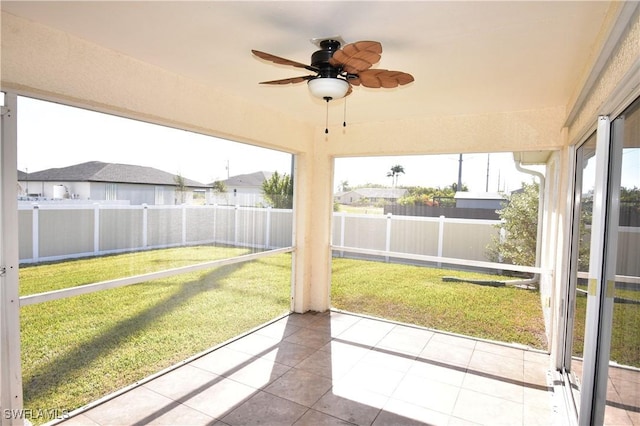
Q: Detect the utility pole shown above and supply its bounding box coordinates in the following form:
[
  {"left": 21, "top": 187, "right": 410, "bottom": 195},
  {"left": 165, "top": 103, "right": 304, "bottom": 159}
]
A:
[
  {"left": 485, "top": 153, "right": 490, "bottom": 192},
  {"left": 457, "top": 154, "right": 463, "bottom": 191}
]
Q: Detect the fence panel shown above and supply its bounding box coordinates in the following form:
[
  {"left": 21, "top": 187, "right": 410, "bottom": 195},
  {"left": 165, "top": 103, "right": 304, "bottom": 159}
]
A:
[
  {"left": 185, "top": 206, "right": 216, "bottom": 244},
  {"left": 341, "top": 214, "right": 387, "bottom": 251},
  {"left": 99, "top": 207, "right": 144, "bottom": 252},
  {"left": 38, "top": 208, "right": 94, "bottom": 258},
  {"left": 18, "top": 208, "right": 33, "bottom": 261},
  {"left": 146, "top": 207, "right": 183, "bottom": 248},
  {"left": 269, "top": 209, "right": 293, "bottom": 248},
  {"left": 442, "top": 220, "right": 498, "bottom": 261},
  {"left": 389, "top": 216, "right": 440, "bottom": 256},
  {"left": 17, "top": 204, "right": 638, "bottom": 276}
]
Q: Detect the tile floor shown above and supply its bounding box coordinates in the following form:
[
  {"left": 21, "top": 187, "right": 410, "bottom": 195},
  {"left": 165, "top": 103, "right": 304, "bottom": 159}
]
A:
[{"left": 57, "top": 311, "right": 561, "bottom": 425}]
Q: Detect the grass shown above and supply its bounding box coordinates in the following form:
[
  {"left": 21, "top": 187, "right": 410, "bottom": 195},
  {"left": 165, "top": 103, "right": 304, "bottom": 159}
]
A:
[
  {"left": 331, "top": 257, "right": 548, "bottom": 349},
  {"left": 19, "top": 247, "right": 291, "bottom": 424},
  {"left": 571, "top": 286, "right": 640, "bottom": 368}
]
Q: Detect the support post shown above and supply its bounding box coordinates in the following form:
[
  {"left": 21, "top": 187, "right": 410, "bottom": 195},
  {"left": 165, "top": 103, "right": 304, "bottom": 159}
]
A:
[{"left": 1, "top": 93, "right": 25, "bottom": 425}]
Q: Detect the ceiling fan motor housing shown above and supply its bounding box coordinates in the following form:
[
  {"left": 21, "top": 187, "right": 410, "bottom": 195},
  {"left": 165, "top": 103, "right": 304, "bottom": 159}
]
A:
[{"left": 312, "top": 39, "right": 342, "bottom": 78}]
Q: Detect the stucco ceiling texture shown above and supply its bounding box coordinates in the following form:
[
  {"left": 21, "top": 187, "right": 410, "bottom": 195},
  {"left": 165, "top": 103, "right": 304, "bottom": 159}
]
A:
[{"left": 1, "top": 1, "right": 612, "bottom": 126}]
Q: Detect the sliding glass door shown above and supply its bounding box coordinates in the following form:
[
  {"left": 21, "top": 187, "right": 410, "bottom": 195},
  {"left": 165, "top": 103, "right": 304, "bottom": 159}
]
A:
[
  {"left": 564, "top": 131, "right": 597, "bottom": 415},
  {"left": 564, "top": 98, "right": 640, "bottom": 425},
  {"left": 601, "top": 99, "right": 640, "bottom": 425}
]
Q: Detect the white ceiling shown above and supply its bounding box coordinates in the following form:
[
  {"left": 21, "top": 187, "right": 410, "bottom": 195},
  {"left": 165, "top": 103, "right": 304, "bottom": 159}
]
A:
[{"left": 1, "top": 1, "right": 613, "bottom": 127}]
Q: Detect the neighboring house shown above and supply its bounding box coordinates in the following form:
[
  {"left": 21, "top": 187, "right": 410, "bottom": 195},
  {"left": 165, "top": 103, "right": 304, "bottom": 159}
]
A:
[
  {"left": 209, "top": 171, "right": 274, "bottom": 206},
  {"left": 335, "top": 188, "right": 408, "bottom": 205},
  {"left": 17, "top": 161, "right": 209, "bottom": 205},
  {"left": 454, "top": 192, "right": 505, "bottom": 210}
]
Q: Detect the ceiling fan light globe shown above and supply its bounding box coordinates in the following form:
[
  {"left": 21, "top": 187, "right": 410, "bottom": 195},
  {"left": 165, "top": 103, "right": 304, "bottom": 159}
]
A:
[{"left": 308, "top": 78, "right": 349, "bottom": 100}]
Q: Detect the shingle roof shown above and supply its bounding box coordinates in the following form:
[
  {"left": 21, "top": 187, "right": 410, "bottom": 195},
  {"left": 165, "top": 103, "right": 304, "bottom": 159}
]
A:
[
  {"left": 220, "top": 171, "right": 273, "bottom": 187},
  {"left": 22, "top": 161, "right": 209, "bottom": 188}
]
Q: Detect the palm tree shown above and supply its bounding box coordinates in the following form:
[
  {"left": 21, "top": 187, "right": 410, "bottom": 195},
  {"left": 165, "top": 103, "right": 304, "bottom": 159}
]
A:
[{"left": 387, "top": 165, "right": 405, "bottom": 188}]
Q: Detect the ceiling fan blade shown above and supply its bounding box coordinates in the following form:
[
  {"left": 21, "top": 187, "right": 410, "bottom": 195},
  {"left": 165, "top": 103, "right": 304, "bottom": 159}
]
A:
[
  {"left": 356, "top": 69, "right": 414, "bottom": 89},
  {"left": 252, "top": 50, "right": 318, "bottom": 72},
  {"left": 329, "top": 41, "right": 382, "bottom": 73},
  {"left": 258, "top": 76, "right": 315, "bottom": 85}
]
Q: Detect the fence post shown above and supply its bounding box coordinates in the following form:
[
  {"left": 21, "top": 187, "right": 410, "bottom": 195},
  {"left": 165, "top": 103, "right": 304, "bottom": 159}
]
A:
[
  {"left": 437, "top": 215, "right": 445, "bottom": 267},
  {"left": 234, "top": 204, "right": 239, "bottom": 246},
  {"left": 93, "top": 203, "right": 100, "bottom": 255},
  {"left": 265, "top": 207, "right": 272, "bottom": 249},
  {"left": 181, "top": 204, "right": 187, "bottom": 246},
  {"left": 340, "top": 211, "right": 346, "bottom": 257},
  {"left": 32, "top": 204, "right": 39, "bottom": 262},
  {"left": 385, "top": 213, "right": 392, "bottom": 262},
  {"left": 212, "top": 204, "right": 217, "bottom": 243},
  {"left": 142, "top": 204, "right": 148, "bottom": 248}
]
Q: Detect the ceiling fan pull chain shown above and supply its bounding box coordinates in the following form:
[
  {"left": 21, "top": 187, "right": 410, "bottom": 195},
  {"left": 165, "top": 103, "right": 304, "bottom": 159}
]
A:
[
  {"left": 325, "top": 97, "right": 330, "bottom": 134},
  {"left": 343, "top": 97, "right": 347, "bottom": 128}
]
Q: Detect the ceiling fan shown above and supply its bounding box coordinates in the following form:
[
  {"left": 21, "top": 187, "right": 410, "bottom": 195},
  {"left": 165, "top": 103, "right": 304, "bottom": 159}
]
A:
[{"left": 252, "top": 37, "right": 414, "bottom": 132}]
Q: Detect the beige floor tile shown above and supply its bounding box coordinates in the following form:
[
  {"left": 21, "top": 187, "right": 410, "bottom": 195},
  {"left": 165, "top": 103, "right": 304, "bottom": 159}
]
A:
[
  {"left": 374, "top": 325, "right": 433, "bottom": 356},
  {"left": 220, "top": 391, "right": 308, "bottom": 426},
  {"left": 224, "top": 333, "right": 281, "bottom": 357},
  {"left": 264, "top": 367, "right": 333, "bottom": 406},
  {"left": 467, "top": 350, "right": 524, "bottom": 381},
  {"left": 285, "top": 327, "right": 334, "bottom": 349},
  {"left": 294, "top": 409, "right": 356, "bottom": 425},
  {"left": 474, "top": 341, "right": 525, "bottom": 360},
  {"left": 392, "top": 375, "right": 461, "bottom": 415},
  {"left": 360, "top": 347, "right": 416, "bottom": 373},
  {"left": 429, "top": 332, "right": 477, "bottom": 350},
  {"left": 407, "top": 358, "right": 467, "bottom": 387},
  {"left": 313, "top": 386, "right": 387, "bottom": 425},
  {"left": 56, "top": 414, "right": 101, "bottom": 426},
  {"left": 295, "top": 347, "right": 358, "bottom": 379},
  {"left": 180, "top": 376, "right": 258, "bottom": 419},
  {"left": 259, "top": 340, "right": 318, "bottom": 367},
  {"left": 254, "top": 319, "right": 302, "bottom": 340},
  {"left": 376, "top": 398, "right": 451, "bottom": 426},
  {"left": 190, "top": 346, "right": 257, "bottom": 376},
  {"left": 144, "top": 364, "right": 221, "bottom": 401},
  {"left": 226, "top": 356, "right": 291, "bottom": 389},
  {"left": 452, "top": 389, "right": 523, "bottom": 425},
  {"left": 419, "top": 340, "right": 474, "bottom": 368},
  {"left": 337, "top": 360, "right": 406, "bottom": 397},
  {"left": 81, "top": 386, "right": 211, "bottom": 426},
  {"left": 461, "top": 372, "right": 524, "bottom": 403}
]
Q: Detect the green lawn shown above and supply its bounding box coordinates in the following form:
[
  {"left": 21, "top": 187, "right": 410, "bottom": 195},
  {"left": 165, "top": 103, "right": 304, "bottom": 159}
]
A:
[
  {"left": 19, "top": 247, "right": 291, "bottom": 424},
  {"left": 571, "top": 287, "right": 640, "bottom": 368},
  {"left": 20, "top": 249, "right": 556, "bottom": 423},
  {"left": 331, "top": 258, "right": 548, "bottom": 349}
]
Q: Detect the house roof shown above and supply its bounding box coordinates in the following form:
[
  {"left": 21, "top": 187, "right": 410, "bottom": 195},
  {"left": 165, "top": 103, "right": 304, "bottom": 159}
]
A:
[
  {"left": 22, "top": 161, "right": 209, "bottom": 188},
  {"left": 221, "top": 171, "right": 274, "bottom": 188}
]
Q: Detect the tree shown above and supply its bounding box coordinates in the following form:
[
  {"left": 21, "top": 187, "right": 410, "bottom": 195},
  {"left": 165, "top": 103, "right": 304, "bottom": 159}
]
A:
[
  {"left": 398, "top": 183, "right": 467, "bottom": 207},
  {"left": 211, "top": 180, "right": 226, "bottom": 194},
  {"left": 262, "top": 171, "right": 293, "bottom": 209},
  {"left": 487, "top": 182, "right": 539, "bottom": 267},
  {"left": 386, "top": 165, "right": 405, "bottom": 188},
  {"left": 174, "top": 173, "right": 187, "bottom": 204}
]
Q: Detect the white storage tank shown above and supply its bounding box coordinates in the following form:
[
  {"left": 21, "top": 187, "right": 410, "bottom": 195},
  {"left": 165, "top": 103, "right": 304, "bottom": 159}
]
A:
[{"left": 52, "top": 184, "right": 67, "bottom": 199}]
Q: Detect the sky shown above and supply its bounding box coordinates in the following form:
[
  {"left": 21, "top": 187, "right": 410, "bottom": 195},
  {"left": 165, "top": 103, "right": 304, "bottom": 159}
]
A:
[{"left": 16, "top": 96, "right": 545, "bottom": 193}]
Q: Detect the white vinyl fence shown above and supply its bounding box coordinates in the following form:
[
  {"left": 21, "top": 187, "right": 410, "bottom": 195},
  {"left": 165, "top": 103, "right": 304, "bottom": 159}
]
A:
[
  {"left": 17, "top": 204, "right": 640, "bottom": 277},
  {"left": 18, "top": 203, "right": 293, "bottom": 263}
]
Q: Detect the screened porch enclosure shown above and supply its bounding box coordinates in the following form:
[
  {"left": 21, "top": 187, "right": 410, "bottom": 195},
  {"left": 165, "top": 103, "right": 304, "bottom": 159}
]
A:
[{"left": 1, "top": 2, "right": 639, "bottom": 425}]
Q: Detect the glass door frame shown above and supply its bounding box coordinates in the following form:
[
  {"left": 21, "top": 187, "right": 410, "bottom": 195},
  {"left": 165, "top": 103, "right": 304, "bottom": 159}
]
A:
[{"left": 562, "top": 116, "right": 612, "bottom": 425}]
